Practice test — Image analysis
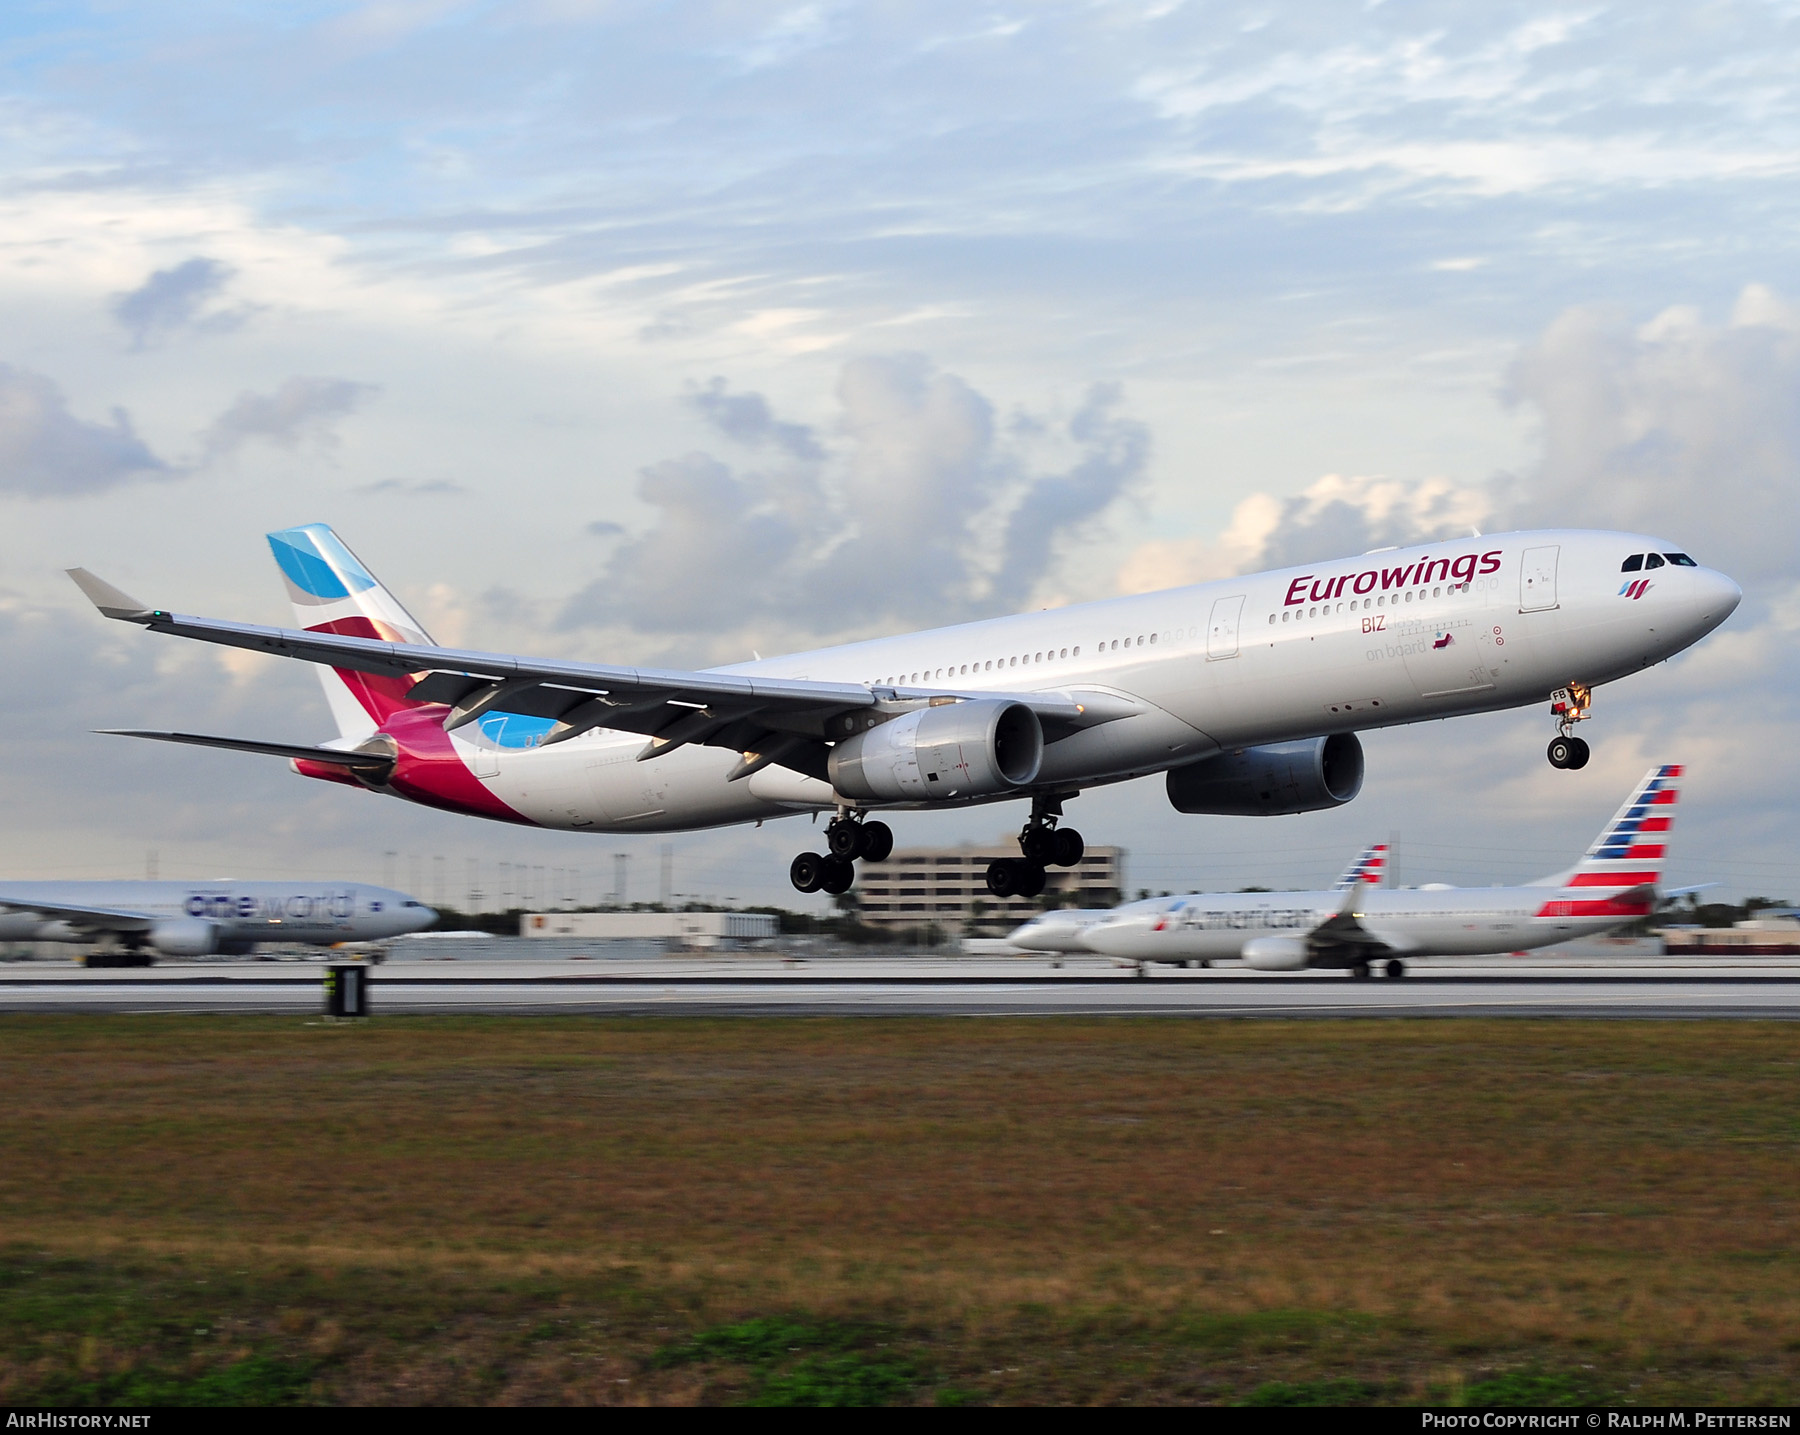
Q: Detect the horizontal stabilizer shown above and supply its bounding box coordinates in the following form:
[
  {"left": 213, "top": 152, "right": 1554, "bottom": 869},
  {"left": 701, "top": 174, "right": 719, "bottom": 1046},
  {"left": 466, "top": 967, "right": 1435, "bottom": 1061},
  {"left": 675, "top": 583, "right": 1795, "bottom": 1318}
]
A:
[{"left": 97, "top": 730, "right": 396, "bottom": 774}]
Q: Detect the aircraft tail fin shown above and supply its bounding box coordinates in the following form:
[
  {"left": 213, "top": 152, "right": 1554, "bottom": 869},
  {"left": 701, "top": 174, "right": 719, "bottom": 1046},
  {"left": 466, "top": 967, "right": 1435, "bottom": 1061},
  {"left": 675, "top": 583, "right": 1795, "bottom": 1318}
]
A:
[
  {"left": 1533, "top": 764, "right": 1683, "bottom": 918},
  {"left": 1335, "top": 843, "right": 1388, "bottom": 890},
  {"left": 267, "top": 524, "right": 436, "bottom": 738}
]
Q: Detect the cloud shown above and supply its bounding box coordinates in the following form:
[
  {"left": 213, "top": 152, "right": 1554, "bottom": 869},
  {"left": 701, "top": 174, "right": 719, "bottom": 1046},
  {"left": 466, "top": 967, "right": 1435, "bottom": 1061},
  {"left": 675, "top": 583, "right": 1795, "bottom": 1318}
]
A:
[
  {"left": 560, "top": 357, "right": 1148, "bottom": 638},
  {"left": 0, "top": 363, "right": 170, "bottom": 498},
  {"left": 111, "top": 257, "right": 245, "bottom": 349},
  {"left": 688, "top": 377, "right": 824, "bottom": 462},
  {"left": 1119, "top": 283, "right": 1800, "bottom": 600},
  {"left": 1500, "top": 285, "right": 1800, "bottom": 589},
  {"left": 1118, "top": 473, "right": 1489, "bottom": 594},
  {"left": 201, "top": 377, "right": 379, "bottom": 462},
  {"left": 353, "top": 477, "right": 465, "bottom": 495}
]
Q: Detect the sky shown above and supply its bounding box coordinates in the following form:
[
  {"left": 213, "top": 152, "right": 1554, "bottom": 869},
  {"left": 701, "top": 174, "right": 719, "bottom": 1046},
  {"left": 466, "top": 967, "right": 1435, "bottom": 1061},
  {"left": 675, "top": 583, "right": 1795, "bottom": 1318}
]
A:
[{"left": 2, "top": 0, "right": 1798, "bottom": 911}]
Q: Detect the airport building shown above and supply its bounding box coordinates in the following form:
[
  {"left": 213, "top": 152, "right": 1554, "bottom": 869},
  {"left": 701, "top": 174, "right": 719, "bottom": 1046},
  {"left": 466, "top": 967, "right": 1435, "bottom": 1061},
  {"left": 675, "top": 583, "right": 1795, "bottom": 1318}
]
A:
[
  {"left": 1660, "top": 910, "right": 1800, "bottom": 955},
  {"left": 520, "top": 910, "right": 779, "bottom": 948},
  {"left": 855, "top": 844, "right": 1123, "bottom": 935}
]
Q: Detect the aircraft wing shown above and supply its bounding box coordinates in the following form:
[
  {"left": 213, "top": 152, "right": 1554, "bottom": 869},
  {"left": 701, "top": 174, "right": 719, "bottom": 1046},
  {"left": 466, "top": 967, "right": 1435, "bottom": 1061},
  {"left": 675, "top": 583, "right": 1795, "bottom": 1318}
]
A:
[
  {"left": 69, "top": 569, "right": 1130, "bottom": 776},
  {"left": 0, "top": 898, "right": 155, "bottom": 933},
  {"left": 1304, "top": 883, "right": 1398, "bottom": 963}
]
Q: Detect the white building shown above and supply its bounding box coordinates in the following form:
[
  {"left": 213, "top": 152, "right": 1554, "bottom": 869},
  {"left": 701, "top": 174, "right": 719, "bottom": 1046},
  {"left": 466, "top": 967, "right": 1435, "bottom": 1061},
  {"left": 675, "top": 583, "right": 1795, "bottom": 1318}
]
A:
[{"left": 520, "top": 910, "right": 779, "bottom": 948}]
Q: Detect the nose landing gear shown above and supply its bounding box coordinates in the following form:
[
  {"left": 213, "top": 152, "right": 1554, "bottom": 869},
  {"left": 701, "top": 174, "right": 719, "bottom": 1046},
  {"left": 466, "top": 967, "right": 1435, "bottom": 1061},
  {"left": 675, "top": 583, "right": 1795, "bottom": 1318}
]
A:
[
  {"left": 789, "top": 813, "right": 893, "bottom": 894},
  {"left": 1546, "top": 683, "right": 1593, "bottom": 770}
]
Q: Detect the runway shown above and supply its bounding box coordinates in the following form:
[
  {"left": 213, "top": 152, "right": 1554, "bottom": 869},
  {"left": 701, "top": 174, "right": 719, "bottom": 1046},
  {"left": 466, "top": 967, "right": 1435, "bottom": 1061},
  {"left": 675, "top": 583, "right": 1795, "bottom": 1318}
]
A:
[{"left": 5, "top": 953, "right": 1800, "bottom": 1017}]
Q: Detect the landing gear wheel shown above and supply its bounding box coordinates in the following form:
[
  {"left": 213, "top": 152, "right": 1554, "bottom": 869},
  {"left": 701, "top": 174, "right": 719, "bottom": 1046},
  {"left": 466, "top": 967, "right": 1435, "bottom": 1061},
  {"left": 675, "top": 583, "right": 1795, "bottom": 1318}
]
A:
[
  {"left": 1564, "top": 737, "right": 1590, "bottom": 770},
  {"left": 820, "top": 857, "right": 855, "bottom": 895},
  {"left": 1385, "top": 959, "right": 1407, "bottom": 979},
  {"left": 827, "top": 819, "right": 865, "bottom": 859},
  {"left": 790, "top": 852, "right": 827, "bottom": 894},
  {"left": 859, "top": 821, "right": 893, "bottom": 863},
  {"left": 986, "top": 858, "right": 1046, "bottom": 899},
  {"left": 1547, "top": 736, "right": 1574, "bottom": 769},
  {"left": 1352, "top": 962, "right": 1372, "bottom": 980},
  {"left": 1019, "top": 826, "right": 1057, "bottom": 863},
  {"left": 1051, "top": 828, "right": 1085, "bottom": 867}
]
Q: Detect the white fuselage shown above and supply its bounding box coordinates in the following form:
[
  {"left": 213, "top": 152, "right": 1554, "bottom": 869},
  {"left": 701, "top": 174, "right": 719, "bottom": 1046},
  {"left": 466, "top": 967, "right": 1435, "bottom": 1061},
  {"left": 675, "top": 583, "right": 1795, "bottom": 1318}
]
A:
[
  {"left": 0, "top": 881, "right": 436, "bottom": 949},
  {"left": 1084, "top": 886, "right": 1635, "bottom": 963},
  {"left": 1005, "top": 909, "right": 1116, "bottom": 953},
  {"left": 446, "top": 527, "right": 1737, "bottom": 832}
]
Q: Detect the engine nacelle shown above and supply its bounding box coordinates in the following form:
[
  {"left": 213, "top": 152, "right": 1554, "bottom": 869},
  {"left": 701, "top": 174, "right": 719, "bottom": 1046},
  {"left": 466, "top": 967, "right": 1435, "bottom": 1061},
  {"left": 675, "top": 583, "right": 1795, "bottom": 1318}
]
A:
[
  {"left": 1166, "top": 734, "right": 1364, "bottom": 817},
  {"left": 1242, "top": 935, "right": 1311, "bottom": 971},
  {"left": 829, "top": 699, "right": 1043, "bottom": 802},
  {"left": 148, "top": 917, "right": 221, "bottom": 957}
]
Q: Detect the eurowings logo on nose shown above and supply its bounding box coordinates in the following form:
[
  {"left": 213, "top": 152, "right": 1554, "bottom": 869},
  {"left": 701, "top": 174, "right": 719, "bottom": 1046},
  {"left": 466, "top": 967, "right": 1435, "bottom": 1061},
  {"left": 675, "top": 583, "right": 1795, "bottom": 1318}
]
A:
[{"left": 1619, "top": 579, "right": 1654, "bottom": 600}]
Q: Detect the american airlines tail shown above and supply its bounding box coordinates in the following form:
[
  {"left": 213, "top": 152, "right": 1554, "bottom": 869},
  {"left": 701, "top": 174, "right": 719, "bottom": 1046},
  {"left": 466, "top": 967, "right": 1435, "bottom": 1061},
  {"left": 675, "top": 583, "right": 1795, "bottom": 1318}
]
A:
[
  {"left": 1534, "top": 763, "right": 1682, "bottom": 920},
  {"left": 1336, "top": 843, "right": 1388, "bottom": 890},
  {"left": 267, "top": 524, "right": 435, "bottom": 740}
]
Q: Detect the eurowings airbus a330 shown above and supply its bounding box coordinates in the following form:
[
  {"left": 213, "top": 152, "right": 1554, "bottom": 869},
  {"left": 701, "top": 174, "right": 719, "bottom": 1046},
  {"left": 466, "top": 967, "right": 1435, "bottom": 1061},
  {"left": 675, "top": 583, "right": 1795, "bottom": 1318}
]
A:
[
  {"left": 1079, "top": 764, "right": 1686, "bottom": 978},
  {"left": 69, "top": 524, "right": 1737, "bottom": 898}
]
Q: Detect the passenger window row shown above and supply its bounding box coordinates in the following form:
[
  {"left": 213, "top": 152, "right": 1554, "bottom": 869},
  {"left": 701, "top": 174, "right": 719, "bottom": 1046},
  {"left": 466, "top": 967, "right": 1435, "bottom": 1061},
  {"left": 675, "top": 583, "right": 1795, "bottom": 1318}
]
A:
[
  {"left": 870, "top": 627, "right": 1197, "bottom": 688},
  {"left": 874, "top": 645, "right": 1083, "bottom": 687}
]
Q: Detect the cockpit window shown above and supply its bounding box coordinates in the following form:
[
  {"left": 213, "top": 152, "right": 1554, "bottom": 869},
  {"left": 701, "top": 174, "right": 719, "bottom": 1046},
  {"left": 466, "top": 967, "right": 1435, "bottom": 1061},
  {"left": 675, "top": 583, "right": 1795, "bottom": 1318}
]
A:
[
  {"left": 402, "top": 900, "right": 424, "bottom": 908},
  {"left": 1621, "top": 554, "right": 1643, "bottom": 572},
  {"left": 1644, "top": 553, "right": 1666, "bottom": 569},
  {"left": 1664, "top": 552, "right": 1697, "bottom": 567}
]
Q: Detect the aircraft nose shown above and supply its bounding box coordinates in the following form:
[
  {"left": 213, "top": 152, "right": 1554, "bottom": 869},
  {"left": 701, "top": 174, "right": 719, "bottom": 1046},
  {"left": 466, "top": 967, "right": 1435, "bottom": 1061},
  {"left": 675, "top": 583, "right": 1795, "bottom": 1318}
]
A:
[
  {"left": 1081, "top": 915, "right": 1137, "bottom": 956},
  {"left": 408, "top": 905, "right": 439, "bottom": 933},
  {"left": 1687, "top": 567, "right": 1742, "bottom": 633}
]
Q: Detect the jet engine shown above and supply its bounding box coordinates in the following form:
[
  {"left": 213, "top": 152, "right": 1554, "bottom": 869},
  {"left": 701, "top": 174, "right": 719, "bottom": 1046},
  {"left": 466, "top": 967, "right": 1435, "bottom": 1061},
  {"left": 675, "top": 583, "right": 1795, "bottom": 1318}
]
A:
[
  {"left": 829, "top": 699, "right": 1043, "bottom": 802},
  {"left": 148, "top": 917, "right": 221, "bottom": 957},
  {"left": 1242, "top": 935, "right": 1311, "bottom": 971},
  {"left": 1166, "top": 734, "right": 1364, "bottom": 817}
]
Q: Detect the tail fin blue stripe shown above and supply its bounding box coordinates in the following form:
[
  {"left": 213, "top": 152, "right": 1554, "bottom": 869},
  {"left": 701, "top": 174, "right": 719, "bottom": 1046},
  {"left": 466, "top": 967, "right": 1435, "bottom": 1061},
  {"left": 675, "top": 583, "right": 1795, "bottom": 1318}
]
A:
[{"left": 269, "top": 524, "right": 378, "bottom": 601}]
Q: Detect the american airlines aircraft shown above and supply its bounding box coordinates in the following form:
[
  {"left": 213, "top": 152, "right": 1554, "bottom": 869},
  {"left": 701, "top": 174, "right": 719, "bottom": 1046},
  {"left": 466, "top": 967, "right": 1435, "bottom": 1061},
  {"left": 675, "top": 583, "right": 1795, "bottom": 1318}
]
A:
[
  {"left": 0, "top": 880, "right": 437, "bottom": 965},
  {"left": 1081, "top": 764, "right": 1685, "bottom": 977},
  {"left": 1008, "top": 842, "right": 1391, "bottom": 955},
  {"left": 68, "top": 525, "right": 1737, "bottom": 899}
]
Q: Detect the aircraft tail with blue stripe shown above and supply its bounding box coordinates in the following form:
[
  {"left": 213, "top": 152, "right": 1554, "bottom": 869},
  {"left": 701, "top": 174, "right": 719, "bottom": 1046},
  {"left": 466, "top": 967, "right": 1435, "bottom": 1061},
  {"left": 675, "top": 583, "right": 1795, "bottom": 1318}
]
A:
[{"left": 268, "top": 524, "right": 436, "bottom": 739}]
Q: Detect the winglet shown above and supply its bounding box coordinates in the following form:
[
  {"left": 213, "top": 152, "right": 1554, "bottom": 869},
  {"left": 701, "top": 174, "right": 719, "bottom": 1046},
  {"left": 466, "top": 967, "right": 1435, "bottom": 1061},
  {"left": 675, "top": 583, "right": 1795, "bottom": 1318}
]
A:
[{"left": 66, "top": 568, "right": 155, "bottom": 622}]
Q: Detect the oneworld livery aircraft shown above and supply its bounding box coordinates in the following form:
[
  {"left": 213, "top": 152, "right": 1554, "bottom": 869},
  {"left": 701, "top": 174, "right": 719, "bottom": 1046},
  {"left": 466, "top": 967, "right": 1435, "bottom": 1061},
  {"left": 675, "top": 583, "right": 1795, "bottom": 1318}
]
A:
[
  {"left": 1079, "top": 765, "right": 1685, "bottom": 977},
  {"left": 69, "top": 525, "right": 1737, "bottom": 898},
  {"left": 0, "top": 881, "right": 436, "bottom": 965}
]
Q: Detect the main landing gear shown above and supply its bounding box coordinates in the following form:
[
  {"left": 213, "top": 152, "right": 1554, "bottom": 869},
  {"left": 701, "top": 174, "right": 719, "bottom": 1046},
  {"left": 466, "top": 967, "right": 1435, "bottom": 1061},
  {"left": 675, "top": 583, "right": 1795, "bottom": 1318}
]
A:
[
  {"left": 789, "top": 812, "right": 894, "bottom": 895},
  {"left": 985, "top": 798, "right": 1085, "bottom": 900},
  {"left": 1546, "top": 683, "right": 1593, "bottom": 770}
]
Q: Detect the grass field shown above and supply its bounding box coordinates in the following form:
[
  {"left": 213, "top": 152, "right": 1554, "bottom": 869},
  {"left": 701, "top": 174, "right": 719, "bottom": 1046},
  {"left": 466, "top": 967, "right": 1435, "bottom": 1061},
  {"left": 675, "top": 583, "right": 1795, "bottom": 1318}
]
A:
[{"left": 2, "top": 1014, "right": 1797, "bottom": 1406}]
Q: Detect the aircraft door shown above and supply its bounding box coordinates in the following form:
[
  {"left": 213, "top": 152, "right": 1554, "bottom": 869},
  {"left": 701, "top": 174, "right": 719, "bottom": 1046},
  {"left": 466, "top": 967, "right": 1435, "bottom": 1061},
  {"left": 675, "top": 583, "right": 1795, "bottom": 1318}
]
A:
[
  {"left": 1207, "top": 594, "right": 1246, "bottom": 660},
  {"left": 1519, "top": 545, "right": 1560, "bottom": 612}
]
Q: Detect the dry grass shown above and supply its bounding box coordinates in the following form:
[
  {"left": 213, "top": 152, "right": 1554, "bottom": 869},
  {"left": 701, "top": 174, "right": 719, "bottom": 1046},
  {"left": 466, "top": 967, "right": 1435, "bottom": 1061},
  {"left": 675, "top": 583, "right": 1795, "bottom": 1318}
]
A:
[{"left": 1, "top": 1015, "right": 1798, "bottom": 1404}]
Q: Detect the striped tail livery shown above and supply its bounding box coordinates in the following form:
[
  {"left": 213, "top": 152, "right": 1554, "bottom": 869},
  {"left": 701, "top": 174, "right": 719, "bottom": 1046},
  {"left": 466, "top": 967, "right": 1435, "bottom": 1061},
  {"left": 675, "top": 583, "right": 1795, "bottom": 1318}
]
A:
[
  {"left": 1536, "top": 763, "right": 1682, "bottom": 919},
  {"left": 1336, "top": 843, "right": 1389, "bottom": 890}
]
